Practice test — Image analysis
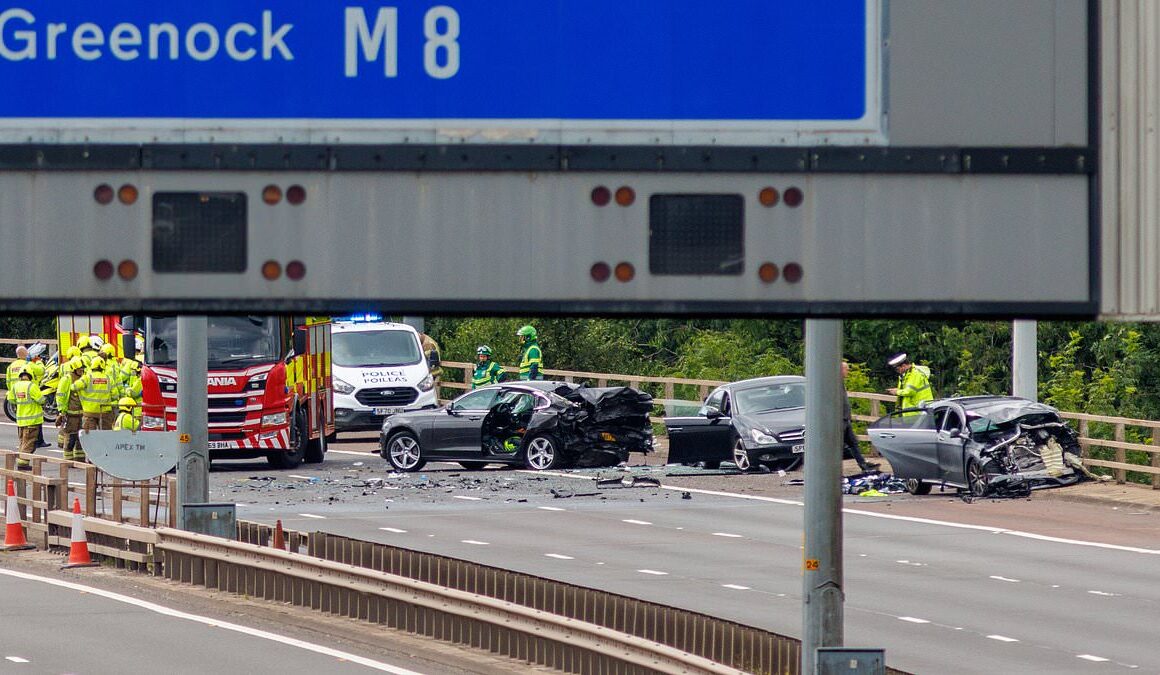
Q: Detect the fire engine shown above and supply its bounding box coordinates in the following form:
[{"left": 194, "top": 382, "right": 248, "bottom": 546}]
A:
[{"left": 57, "top": 315, "right": 333, "bottom": 469}]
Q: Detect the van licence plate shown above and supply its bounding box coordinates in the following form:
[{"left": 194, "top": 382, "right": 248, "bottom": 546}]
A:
[
  {"left": 374, "top": 407, "right": 403, "bottom": 416},
  {"left": 792, "top": 444, "right": 805, "bottom": 454}
]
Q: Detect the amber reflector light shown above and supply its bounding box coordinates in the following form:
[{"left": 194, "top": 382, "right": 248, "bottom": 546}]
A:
[
  {"left": 117, "top": 260, "right": 138, "bottom": 281},
  {"left": 117, "top": 184, "right": 138, "bottom": 205},
  {"left": 758, "top": 262, "right": 779, "bottom": 283},
  {"left": 261, "top": 260, "right": 282, "bottom": 280},
  {"left": 262, "top": 185, "right": 282, "bottom": 205},
  {"left": 615, "top": 187, "right": 635, "bottom": 207},
  {"left": 758, "top": 187, "right": 780, "bottom": 207},
  {"left": 614, "top": 262, "right": 635, "bottom": 282}
]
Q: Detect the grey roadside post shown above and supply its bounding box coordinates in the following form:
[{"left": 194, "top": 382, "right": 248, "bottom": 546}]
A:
[{"left": 176, "top": 316, "right": 208, "bottom": 529}]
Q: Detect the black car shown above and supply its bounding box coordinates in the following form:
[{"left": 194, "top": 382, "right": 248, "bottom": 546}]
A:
[
  {"left": 867, "top": 396, "right": 1086, "bottom": 497},
  {"left": 379, "top": 381, "right": 654, "bottom": 471},
  {"left": 664, "top": 376, "right": 806, "bottom": 471}
]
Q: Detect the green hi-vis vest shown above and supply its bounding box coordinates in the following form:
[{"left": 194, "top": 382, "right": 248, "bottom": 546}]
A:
[
  {"left": 472, "top": 361, "right": 504, "bottom": 388},
  {"left": 518, "top": 343, "right": 543, "bottom": 380},
  {"left": 8, "top": 380, "right": 45, "bottom": 427}
]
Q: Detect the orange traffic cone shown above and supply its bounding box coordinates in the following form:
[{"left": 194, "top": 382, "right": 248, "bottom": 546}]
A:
[
  {"left": 61, "top": 497, "right": 98, "bottom": 568},
  {"left": 2, "top": 478, "right": 34, "bottom": 551},
  {"left": 271, "top": 519, "right": 285, "bottom": 551}
]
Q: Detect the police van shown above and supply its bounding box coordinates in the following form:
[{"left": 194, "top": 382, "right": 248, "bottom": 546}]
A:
[{"left": 331, "top": 316, "right": 439, "bottom": 435}]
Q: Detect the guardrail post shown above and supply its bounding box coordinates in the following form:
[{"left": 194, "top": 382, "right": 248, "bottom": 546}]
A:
[
  {"left": 1115, "top": 423, "right": 1126, "bottom": 484},
  {"left": 1078, "top": 419, "right": 1090, "bottom": 458},
  {"left": 1153, "top": 429, "right": 1160, "bottom": 490},
  {"left": 664, "top": 382, "right": 674, "bottom": 401},
  {"left": 85, "top": 466, "right": 97, "bottom": 516},
  {"left": 113, "top": 477, "right": 124, "bottom": 523}
]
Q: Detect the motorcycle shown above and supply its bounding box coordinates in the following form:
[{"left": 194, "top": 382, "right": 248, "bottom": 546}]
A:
[{"left": 4, "top": 353, "right": 60, "bottom": 424}]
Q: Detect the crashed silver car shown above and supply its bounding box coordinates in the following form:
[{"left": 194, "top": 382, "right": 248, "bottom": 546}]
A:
[{"left": 867, "top": 396, "right": 1088, "bottom": 497}]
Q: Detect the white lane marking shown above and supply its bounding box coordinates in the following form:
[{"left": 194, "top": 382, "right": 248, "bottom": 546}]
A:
[
  {"left": 5, "top": 656, "right": 29, "bottom": 663},
  {"left": 452, "top": 495, "right": 483, "bottom": 501},
  {"left": 0, "top": 568, "right": 421, "bottom": 674},
  {"left": 1077, "top": 655, "right": 1110, "bottom": 662},
  {"left": 637, "top": 569, "right": 668, "bottom": 576},
  {"left": 712, "top": 532, "right": 743, "bottom": 538},
  {"left": 379, "top": 527, "right": 407, "bottom": 534},
  {"left": 1087, "top": 590, "right": 1121, "bottom": 597},
  {"left": 287, "top": 474, "right": 313, "bottom": 481},
  {"left": 897, "top": 616, "right": 930, "bottom": 624},
  {"left": 461, "top": 540, "right": 489, "bottom": 546},
  {"left": 895, "top": 560, "right": 926, "bottom": 567},
  {"left": 721, "top": 584, "right": 749, "bottom": 590},
  {"left": 545, "top": 554, "right": 574, "bottom": 560},
  {"left": 537, "top": 506, "right": 564, "bottom": 511},
  {"left": 990, "top": 576, "right": 1020, "bottom": 583},
  {"left": 297, "top": 513, "right": 326, "bottom": 520},
  {"left": 536, "top": 472, "right": 1160, "bottom": 556},
  {"left": 622, "top": 519, "right": 652, "bottom": 525},
  {"left": 987, "top": 635, "right": 1019, "bottom": 643}
]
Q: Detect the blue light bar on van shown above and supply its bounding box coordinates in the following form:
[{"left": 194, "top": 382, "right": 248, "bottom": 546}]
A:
[{"left": 338, "top": 313, "right": 383, "bottom": 323}]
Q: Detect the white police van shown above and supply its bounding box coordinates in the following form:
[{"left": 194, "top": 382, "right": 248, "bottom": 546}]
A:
[{"left": 331, "top": 315, "right": 439, "bottom": 435}]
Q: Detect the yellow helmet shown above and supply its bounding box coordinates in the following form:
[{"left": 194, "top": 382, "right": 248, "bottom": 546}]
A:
[
  {"left": 77, "top": 335, "right": 91, "bottom": 349},
  {"left": 123, "top": 359, "right": 140, "bottom": 373},
  {"left": 66, "top": 346, "right": 81, "bottom": 360},
  {"left": 90, "top": 356, "right": 105, "bottom": 371},
  {"left": 118, "top": 397, "right": 136, "bottom": 411},
  {"left": 100, "top": 343, "right": 116, "bottom": 357},
  {"left": 67, "top": 357, "right": 85, "bottom": 372}
]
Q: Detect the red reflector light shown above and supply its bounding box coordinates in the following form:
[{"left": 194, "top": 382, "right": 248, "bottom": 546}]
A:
[
  {"left": 286, "top": 185, "right": 307, "bottom": 205},
  {"left": 783, "top": 262, "right": 804, "bottom": 283},
  {"left": 615, "top": 187, "right": 635, "bottom": 207},
  {"left": 93, "top": 260, "right": 114, "bottom": 280},
  {"left": 783, "top": 187, "right": 804, "bottom": 208},
  {"left": 614, "top": 262, "right": 635, "bottom": 282},
  {"left": 262, "top": 185, "right": 282, "bottom": 205},
  {"left": 758, "top": 262, "right": 779, "bottom": 283},
  {"left": 117, "top": 260, "right": 138, "bottom": 281},
  {"left": 591, "top": 186, "right": 611, "bottom": 207},
  {"left": 590, "top": 262, "right": 611, "bottom": 282},
  {"left": 286, "top": 260, "right": 306, "bottom": 281},
  {"left": 758, "top": 187, "right": 780, "bottom": 207},
  {"left": 261, "top": 260, "right": 282, "bottom": 280},
  {"left": 117, "top": 184, "right": 138, "bottom": 205},
  {"left": 94, "top": 184, "right": 114, "bottom": 205}
]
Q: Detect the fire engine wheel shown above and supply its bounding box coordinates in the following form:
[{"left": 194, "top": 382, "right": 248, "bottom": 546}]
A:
[
  {"left": 305, "top": 417, "right": 326, "bottom": 464},
  {"left": 385, "top": 432, "right": 426, "bottom": 472},
  {"left": 268, "top": 412, "right": 307, "bottom": 470}
]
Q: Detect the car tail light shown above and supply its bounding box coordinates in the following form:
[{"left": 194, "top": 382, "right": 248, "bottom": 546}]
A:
[
  {"left": 286, "top": 260, "right": 306, "bottom": 281},
  {"left": 783, "top": 187, "right": 804, "bottom": 208},
  {"left": 759, "top": 187, "right": 780, "bottom": 207},
  {"left": 261, "top": 260, "right": 282, "bottom": 280},
  {"left": 262, "top": 185, "right": 282, "bottom": 205},
  {"left": 286, "top": 185, "right": 307, "bottom": 205},
  {"left": 783, "top": 262, "right": 804, "bottom": 283},
  {"left": 94, "top": 184, "right": 114, "bottom": 205},
  {"left": 615, "top": 187, "right": 635, "bottom": 207},
  {"left": 93, "top": 260, "right": 114, "bottom": 280},
  {"left": 614, "top": 262, "right": 635, "bottom": 282},
  {"left": 117, "top": 260, "right": 138, "bottom": 281},
  {"left": 758, "top": 262, "right": 779, "bottom": 283},
  {"left": 590, "top": 262, "right": 611, "bottom": 282},
  {"left": 591, "top": 186, "right": 611, "bottom": 207}
]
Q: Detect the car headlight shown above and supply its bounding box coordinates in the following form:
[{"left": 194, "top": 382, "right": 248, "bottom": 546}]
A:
[
  {"left": 417, "top": 374, "right": 434, "bottom": 392},
  {"left": 750, "top": 428, "right": 777, "bottom": 445},
  {"left": 333, "top": 378, "right": 355, "bottom": 395},
  {"left": 262, "top": 412, "right": 287, "bottom": 427}
]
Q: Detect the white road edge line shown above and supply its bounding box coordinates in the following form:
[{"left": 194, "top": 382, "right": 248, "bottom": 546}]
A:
[
  {"left": 0, "top": 568, "right": 422, "bottom": 674},
  {"left": 712, "top": 532, "right": 743, "bottom": 538},
  {"left": 379, "top": 527, "right": 407, "bottom": 534},
  {"left": 452, "top": 496, "right": 483, "bottom": 501},
  {"left": 5, "top": 657, "right": 29, "bottom": 663},
  {"left": 637, "top": 569, "right": 668, "bottom": 576},
  {"left": 531, "top": 473, "right": 1160, "bottom": 557},
  {"left": 897, "top": 616, "right": 930, "bottom": 624},
  {"left": 537, "top": 506, "right": 565, "bottom": 511},
  {"left": 986, "top": 635, "right": 1019, "bottom": 642},
  {"left": 297, "top": 513, "right": 326, "bottom": 519}
]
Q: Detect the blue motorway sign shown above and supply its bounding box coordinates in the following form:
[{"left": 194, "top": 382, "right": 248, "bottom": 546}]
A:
[{"left": 0, "top": 1, "right": 877, "bottom": 139}]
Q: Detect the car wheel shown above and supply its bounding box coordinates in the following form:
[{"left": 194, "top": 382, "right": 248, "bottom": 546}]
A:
[
  {"left": 524, "top": 434, "right": 564, "bottom": 471},
  {"left": 906, "top": 478, "right": 932, "bottom": 495},
  {"left": 732, "top": 440, "right": 752, "bottom": 472},
  {"left": 384, "top": 432, "right": 426, "bottom": 472},
  {"left": 267, "top": 411, "right": 307, "bottom": 470},
  {"left": 459, "top": 461, "right": 488, "bottom": 470},
  {"left": 967, "top": 458, "right": 992, "bottom": 497}
]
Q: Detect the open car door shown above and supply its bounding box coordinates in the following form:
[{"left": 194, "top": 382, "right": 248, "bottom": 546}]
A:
[{"left": 664, "top": 390, "right": 734, "bottom": 464}]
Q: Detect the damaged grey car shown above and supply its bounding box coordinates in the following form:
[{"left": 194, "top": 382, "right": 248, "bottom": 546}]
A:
[
  {"left": 867, "top": 396, "right": 1089, "bottom": 497},
  {"left": 380, "top": 381, "right": 654, "bottom": 472}
]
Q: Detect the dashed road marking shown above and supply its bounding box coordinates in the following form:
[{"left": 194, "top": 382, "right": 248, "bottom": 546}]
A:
[
  {"left": 897, "top": 617, "right": 930, "bottom": 624},
  {"left": 537, "top": 506, "right": 564, "bottom": 511},
  {"left": 297, "top": 513, "right": 325, "bottom": 519},
  {"left": 287, "top": 475, "right": 313, "bottom": 481},
  {"left": 622, "top": 519, "right": 652, "bottom": 525},
  {"left": 1087, "top": 590, "right": 1121, "bottom": 597},
  {"left": 379, "top": 527, "right": 407, "bottom": 533},
  {"left": 545, "top": 553, "right": 574, "bottom": 560},
  {"left": 452, "top": 495, "right": 483, "bottom": 501},
  {"left": 895, "top": 560, "right": 925, "bottom": 566},
  {"left": 987, "top": 635, "right": 1019, "bottom": 643},
  {"left": 637, "top": 569, "right": 668, "bottom": 576},
  {"left": 990, "top": 576, "right": 1020, "bottom": 583},
  {"left": 461, "top": 540, "right": 489, "bottom": 546},
  {"left": 712, "top": 532, "right": 743, "bottom": 538},
  {"left": 722, "top": 584, "right": 749, "bottom": 590},
  {"left": 1077, "top": 655, "right": 1109, "bottom": 662},
  {"left": 5, "top": 656, "right": 29, "bottom": 663}
]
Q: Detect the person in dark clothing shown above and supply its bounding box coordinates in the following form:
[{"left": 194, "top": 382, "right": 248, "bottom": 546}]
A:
[{"left": 842, "top": 361, "right": 879, "bottom": 473}]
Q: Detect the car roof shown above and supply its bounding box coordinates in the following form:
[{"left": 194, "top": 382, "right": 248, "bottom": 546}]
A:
[
  {"left": 499, "top": 380, "right": 567, "bottom": 392},
  {"left": 723, "top": 375, "right": 805, "bottom": 390}
]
